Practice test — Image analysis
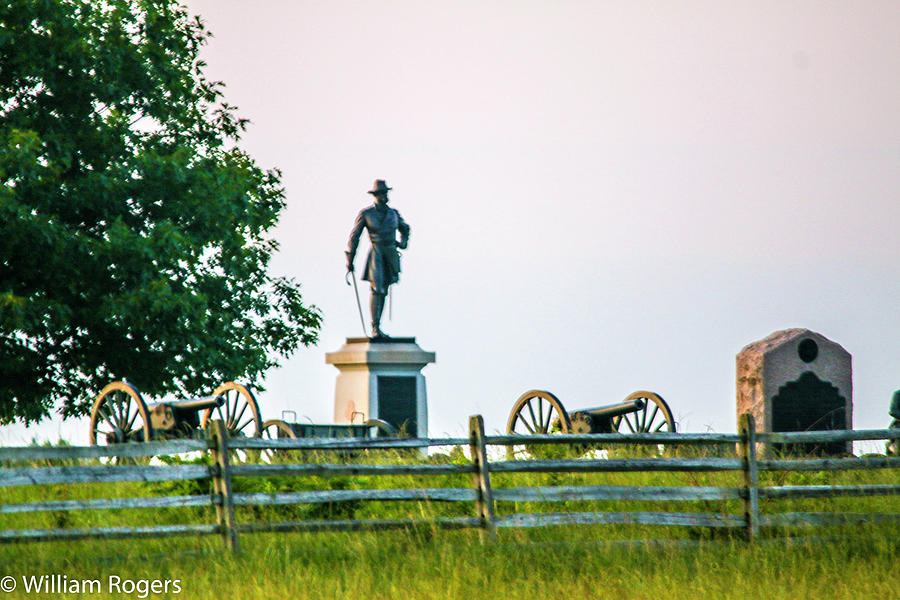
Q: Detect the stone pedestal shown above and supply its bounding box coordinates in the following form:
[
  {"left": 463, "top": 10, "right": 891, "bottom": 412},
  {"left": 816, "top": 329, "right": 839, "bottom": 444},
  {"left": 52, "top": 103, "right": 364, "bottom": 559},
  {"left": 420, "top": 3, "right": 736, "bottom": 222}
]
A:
[
  {"left": 326, "top": 337, "right": 435, "bottom": 437},
  {"left": 736, "top": 329, "right": 852, "bottom": 455}
]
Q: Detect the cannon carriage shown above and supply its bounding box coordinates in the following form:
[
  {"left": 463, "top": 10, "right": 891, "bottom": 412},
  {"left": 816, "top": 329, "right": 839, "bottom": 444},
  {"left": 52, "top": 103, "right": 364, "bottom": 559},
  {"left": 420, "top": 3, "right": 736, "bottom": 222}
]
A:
[
  {"left": 249, "top": 414, "right": 397, "bottom": 461},
  {"left": 507, "top": 389, "right": 677, "bottom": 436},
  {"left": 260, "top": 413, "right": 396, "bottom": 442},
  {"left": 89, "top": 380, "right": 262, "bottom": 445}
]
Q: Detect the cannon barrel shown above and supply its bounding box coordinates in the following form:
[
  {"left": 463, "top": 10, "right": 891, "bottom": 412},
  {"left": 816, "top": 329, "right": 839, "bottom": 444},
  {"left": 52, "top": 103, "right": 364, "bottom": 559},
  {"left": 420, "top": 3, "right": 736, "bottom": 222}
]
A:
[
  {"left": 159, "top": 396, "right": 225, "bottom": 412},
  {"left": 575, "top": 399, "right": 645, "bottom": 420}
]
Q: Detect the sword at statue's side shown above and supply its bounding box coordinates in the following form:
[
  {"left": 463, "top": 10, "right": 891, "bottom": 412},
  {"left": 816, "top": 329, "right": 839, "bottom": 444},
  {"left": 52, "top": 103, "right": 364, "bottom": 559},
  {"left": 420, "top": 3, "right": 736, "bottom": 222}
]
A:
[{"left": 345, "top": 269, "right": 367, "bottom": 336}]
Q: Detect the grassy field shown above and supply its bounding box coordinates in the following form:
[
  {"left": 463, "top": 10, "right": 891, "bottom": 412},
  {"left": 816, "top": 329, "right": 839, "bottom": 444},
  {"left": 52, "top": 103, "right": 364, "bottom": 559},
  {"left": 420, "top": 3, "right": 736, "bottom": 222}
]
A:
[
  {"left": 1, "top": 526, "right": 897, "bottom": 599},
  {"left": 1, "top": 446, "right": 897, "bottom": 599}
]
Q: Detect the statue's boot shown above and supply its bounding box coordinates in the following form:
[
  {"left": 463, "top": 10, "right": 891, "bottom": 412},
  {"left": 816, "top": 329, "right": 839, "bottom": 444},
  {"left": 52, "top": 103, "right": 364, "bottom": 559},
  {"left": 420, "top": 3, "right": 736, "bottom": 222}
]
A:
[{"left": 371, "top": 292, "right": 388, "bottom": 338}]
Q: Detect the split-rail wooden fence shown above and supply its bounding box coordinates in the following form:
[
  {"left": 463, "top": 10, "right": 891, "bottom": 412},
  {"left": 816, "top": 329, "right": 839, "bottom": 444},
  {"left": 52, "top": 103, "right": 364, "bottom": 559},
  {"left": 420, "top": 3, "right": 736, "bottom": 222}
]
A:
[{"left": 1, "top": 416, "right": 899, "bottom": 552}]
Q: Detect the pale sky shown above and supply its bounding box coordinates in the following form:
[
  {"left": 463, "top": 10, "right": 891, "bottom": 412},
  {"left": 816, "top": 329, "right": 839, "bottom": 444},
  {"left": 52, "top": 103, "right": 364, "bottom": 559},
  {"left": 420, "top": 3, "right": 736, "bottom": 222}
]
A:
[{"left": 3, "top": 0, "right": 899, "bottom": 444}]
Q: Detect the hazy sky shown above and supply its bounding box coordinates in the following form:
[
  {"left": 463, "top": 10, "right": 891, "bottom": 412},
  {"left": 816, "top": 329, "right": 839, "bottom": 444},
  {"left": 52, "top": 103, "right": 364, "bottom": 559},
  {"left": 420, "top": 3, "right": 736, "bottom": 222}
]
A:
[{"left": 3, "top": 1, "right": 898, "bottom": 444}]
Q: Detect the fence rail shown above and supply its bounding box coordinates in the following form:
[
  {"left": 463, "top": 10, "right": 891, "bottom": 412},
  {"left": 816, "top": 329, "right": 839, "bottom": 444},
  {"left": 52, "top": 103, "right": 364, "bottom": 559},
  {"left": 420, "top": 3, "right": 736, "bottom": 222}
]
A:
[
  {"left": 0, "top": 439, "right": 208, "bottom": 461},
  {"left": 0, "top": 465, "right": 213, "bottom": 487},
  {"left": 1, "top": 416, "right": 898, "bottom": 551}
]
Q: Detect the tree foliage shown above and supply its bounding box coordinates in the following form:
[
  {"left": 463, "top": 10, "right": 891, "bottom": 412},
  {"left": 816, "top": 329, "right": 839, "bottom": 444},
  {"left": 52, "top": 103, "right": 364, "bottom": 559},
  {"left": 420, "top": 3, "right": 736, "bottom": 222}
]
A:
[{"left": 0, "top": 0, "right": 321, "bottom": 424}]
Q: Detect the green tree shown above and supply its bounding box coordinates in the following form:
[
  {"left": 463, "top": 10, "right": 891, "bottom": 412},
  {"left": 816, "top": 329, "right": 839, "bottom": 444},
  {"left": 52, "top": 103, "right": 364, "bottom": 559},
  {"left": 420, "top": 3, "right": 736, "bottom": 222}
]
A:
[{"left": 0, "top": 0, "right": 321, "bottom": 425}]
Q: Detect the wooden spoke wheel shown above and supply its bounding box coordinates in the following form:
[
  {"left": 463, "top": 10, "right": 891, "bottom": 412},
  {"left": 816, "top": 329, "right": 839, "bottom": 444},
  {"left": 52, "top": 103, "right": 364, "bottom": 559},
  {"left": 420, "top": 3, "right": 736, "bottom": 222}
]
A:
[
  {"left": 612, "top": 391, "right": 676, "bottom": 434},
  {"left": 90, "top": 381, "right": 152, "bottom": 445},
  {"left": 507, "top": 390, "right": 571, "bottom": 435},
  {"left": 365, "top": 418, "right": 397, "bottom": 438},
  {"left": 257, "top": 419, "right": 297, "bottom": 462},
  {"left": 201, "top": 382, "right": 263, "bottom": 439},
  {"left": 262, "top": 419, "right": 298, "bottom": 440}
]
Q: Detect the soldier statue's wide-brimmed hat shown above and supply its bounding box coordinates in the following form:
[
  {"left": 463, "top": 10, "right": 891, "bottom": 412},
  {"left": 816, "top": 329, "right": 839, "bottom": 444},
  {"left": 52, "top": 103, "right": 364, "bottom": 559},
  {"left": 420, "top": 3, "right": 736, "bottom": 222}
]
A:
[{"left": 368, "top": 179, "right": 392, "bottom": 195}]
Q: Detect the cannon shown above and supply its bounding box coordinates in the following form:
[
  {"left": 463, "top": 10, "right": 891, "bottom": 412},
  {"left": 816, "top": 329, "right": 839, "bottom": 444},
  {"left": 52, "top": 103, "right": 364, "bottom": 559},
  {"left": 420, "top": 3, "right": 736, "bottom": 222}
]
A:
[
  {"left": 89, "top": 380, "right": 263, "bottom": 445},
  {"left": 507, "top": 389, "right": 676, "bottom": 436}
]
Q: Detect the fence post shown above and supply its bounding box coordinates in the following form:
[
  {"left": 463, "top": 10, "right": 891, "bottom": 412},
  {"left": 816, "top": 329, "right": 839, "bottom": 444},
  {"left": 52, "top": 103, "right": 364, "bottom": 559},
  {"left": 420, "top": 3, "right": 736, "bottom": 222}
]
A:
[
  {"left": 208, "top": 419, "right": 240, "bottom": 552},
  {"left": 739, "top": 413, "right": 760, "bottom": 542},
  {"left": 469, "top": 415, "right": 497, "bottom": 541}
]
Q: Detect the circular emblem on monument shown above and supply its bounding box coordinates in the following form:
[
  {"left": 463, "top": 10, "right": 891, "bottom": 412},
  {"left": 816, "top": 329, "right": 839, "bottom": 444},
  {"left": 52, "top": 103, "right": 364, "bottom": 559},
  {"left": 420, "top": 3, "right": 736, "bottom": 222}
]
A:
[{"left": 798, "top": 338, "right": 818, "bottom": 363}]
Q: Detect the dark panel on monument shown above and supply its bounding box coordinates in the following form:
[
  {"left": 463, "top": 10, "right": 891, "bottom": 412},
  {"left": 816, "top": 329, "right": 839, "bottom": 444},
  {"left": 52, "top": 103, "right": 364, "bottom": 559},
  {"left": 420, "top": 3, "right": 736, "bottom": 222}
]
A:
[
  {"left": 377, "top": 376, "right": 418, "bottom": 437},
  {"left": 772, "top": 371, "right": 847, "bottom": 455}
]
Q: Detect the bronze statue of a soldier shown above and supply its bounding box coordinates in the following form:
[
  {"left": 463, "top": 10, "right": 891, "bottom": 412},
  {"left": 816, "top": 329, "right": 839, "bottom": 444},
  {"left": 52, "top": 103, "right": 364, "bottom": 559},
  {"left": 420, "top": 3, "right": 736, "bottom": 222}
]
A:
[{"left": 346, "top": 179, "right": 410, "bottom": 338}]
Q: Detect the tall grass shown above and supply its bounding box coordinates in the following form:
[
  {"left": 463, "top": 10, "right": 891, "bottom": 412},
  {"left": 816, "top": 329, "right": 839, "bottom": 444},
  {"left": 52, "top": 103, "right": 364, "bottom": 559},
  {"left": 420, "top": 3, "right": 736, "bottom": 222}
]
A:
[{"left": 1, "top": 526, "right": 897, "bottom": 599}]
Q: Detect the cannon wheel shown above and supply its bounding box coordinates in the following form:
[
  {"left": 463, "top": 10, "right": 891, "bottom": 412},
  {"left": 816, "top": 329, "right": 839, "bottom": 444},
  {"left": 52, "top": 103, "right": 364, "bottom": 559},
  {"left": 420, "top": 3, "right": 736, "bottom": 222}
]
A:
[
  {"left": 507, "top": 390, "right": 572, "bottom": 435},
  {"left": 201, "top": 382, "right": 263, "bottom": 438},
  {"left": 90, "top": 381, "right": 152, "bottom": 445},
  {"left": 365, "top": 418, "right": 397, "bottom": 438},
  {"left": 256, "top": 419, "right": 297, "bottom": 462},
  {"left": 613, "top": 391, "right": 676, "bottom": 433},
  {"left": 262, "top": 419, "right": 298, "bottom": 440}
]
